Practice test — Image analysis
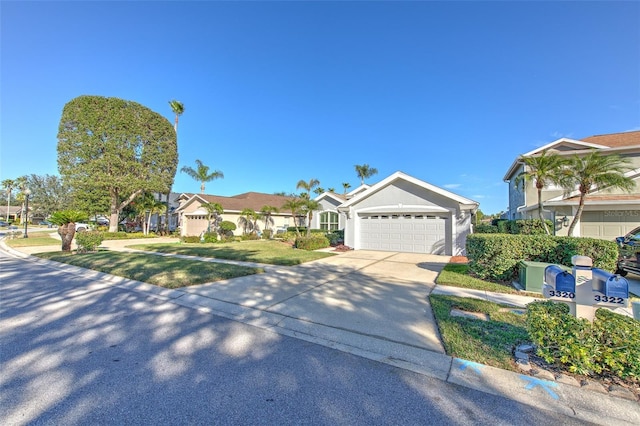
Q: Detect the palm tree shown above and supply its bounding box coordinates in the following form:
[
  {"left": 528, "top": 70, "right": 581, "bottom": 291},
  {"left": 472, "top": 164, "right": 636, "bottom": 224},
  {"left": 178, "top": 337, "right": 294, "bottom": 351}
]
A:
[
  {"left": 563, "top": 151, "right": 634, "bottom": 236},
  {"left": 165, "top": 100, "right": 184, "bottom": 234},
  {"left": 514, "top": 150, "right": 569, "bottom": 235},
  {"left": 355, "top": 164, "right": 378, "bottom": 185},
  {"left": 282, "top": 198, "right": 304, "bottom": 237},
  {"left": 300, "top": 198, "right": 320, "bottom": 237},
  {"left": 313, "top": 187, "right": 325, "bottom": 196},
  {"left": 202, "top": 202, "right": 223, "bottom": 234},
  {"left": 296, "top": 178, "right": 320, "bottom": 196},
  {"left": 342, "top": 182, "right": 351, "bottom": 195},
  {"left": 259, "top": 205, "right": 278, "bottom": 232},
  {"left": 297, "top": 179, "right": 320, "bottom": 233},
  {"left": 1, "top": 178, "right": 15, "bottom": 221},
  {"left": 168, "top": 100, "right": 185, "bottom": 133},
  {"left": 181, "top": 159, "right": 224, "bottom": 194},
  {"left": 237, "top": 208, "right": 257, "bottom": 235},
  {"left": 146, "top": 198, "right": 166, "bottom": 235}
]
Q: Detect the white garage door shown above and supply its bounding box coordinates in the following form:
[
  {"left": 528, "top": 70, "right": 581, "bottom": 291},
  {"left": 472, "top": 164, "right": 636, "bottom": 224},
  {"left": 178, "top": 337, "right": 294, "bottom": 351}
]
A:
[
  {"left": 580, "top": 210, "right": 640, "bottom": 240},
  {"left": 359, "top": 214, "right": 447, "bottom": 253}
]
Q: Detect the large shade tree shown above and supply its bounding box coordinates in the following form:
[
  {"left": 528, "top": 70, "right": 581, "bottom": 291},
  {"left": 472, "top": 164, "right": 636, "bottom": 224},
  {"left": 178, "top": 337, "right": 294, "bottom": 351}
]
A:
[
  {"left": 57, "top": 95, "right": 178, "bottom": 232},
  {"left": 514, "top": 150, "right": 569, "bottom": 235},
  {"left": 563, "top": 151, "right": 635, "bottom": 236},
  {"left": 181, "top": 159, "right": 224, "bottom": 194}
]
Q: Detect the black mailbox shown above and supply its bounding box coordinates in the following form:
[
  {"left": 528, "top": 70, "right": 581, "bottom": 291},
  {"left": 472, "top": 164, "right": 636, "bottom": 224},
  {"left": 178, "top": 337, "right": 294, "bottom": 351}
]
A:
[{"left": 592, "top": 268, "right": 629, "bottom": 299}]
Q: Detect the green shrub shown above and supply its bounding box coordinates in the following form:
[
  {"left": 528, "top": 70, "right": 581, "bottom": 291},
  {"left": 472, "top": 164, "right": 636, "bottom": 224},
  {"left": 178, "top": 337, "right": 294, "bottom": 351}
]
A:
[
  {"left": 75, "top": 231, "right": 104, "bottom": 252},
  {"left": 326, "top": 230, "right": 344, "bottom": 245},
  {"left": 202, "top": 232, "right": 217, "bottom": 243},
  {"left": 241, "top": 232, "right": 260, "bottom": 241},
  {"left": 592, "top": 309, "right": 640, "bottom": 380},
  {"left": 262, "top": 229, "right": 273, "bottom": 239},
  {"left": 275, "top": 231, "right": 297, "bottom": 243},
  {"left": 527, "top": 301, "right": 640, "bottom": 380},
  {"left": 295, "top": 234, "right": 330, "bottom": 250},
  {"left": 466, "top": 234, "right": 618, "bottom": 281},
  {"left": 182, "top": 236, "right": 201, "bottom": 243},
  {"left": 219, "top": 221, "right": 236, "bottom": 239}
]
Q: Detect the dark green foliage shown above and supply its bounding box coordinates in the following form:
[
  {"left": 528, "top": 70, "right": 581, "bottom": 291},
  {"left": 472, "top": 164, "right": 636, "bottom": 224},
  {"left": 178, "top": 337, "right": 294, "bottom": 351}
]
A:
[
  {"left": 295, "top": 234, "right": 330, "bottom": 250},
  {"left": 527, "top": 301, "right": 640, "bottom": 380},
  {"left": 219, "top": 220, "right": 236, "bottom": 236},
  {"left": 49, "top": 210, "right": 88, "bottom": 225},
  {"left": 326, "top": 230, "right": 344, "bottom": 245},
  {"left": 261, "top": 229, "right": 273, "bottom": 239},
  {"left": 486, "top": 219, "right": 552, "bottom": 235},
  {"left": 466, "top": 234, "right": 618, "bottom": 281},
  {"left": 474, "top": 224, "right": 499, "bottom": 234},
  {"left": 594, "top": 309, "right": 640, "bottom": 380},
  {"left": 57, "top": 95, "right": 178, "bottom": 231},
  {"left": 75, "top": 231, "right": 104, "bottom": 252}
]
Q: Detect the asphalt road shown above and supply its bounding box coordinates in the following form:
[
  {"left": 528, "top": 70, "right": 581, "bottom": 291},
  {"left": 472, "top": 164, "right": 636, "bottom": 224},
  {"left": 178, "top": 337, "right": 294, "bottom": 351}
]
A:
[{"left": 0, "top": 251, "right": 594, "bottom": 425}]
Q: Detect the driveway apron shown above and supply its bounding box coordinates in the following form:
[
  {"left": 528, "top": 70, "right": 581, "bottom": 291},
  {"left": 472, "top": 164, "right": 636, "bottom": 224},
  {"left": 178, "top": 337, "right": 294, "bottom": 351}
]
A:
[{"left": 182, "top": 250, "right": 449, "bottom": 354}]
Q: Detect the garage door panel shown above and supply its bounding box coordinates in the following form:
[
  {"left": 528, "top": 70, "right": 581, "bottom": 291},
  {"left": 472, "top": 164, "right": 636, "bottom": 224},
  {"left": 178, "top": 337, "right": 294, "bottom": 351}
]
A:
[{"left": 360, "top": 215, "right": 446, "bottom": 253}]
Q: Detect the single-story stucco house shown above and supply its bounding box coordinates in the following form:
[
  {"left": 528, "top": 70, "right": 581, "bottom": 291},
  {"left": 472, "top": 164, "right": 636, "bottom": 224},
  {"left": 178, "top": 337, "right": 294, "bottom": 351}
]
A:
[
  {"left": 314, "top": 171, "right": 479, "bottom": 255},
  {"left": 174, "top": 192, "right": 300, "bottom": 237},
  {"left": 174, "top": 171, "right": 478, "bottom": 255}
]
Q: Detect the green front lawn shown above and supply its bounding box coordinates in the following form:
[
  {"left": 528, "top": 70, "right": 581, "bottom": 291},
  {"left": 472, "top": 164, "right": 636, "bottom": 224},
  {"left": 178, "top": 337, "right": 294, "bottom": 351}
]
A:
[
  {"left": 5, "top": 235, "right": 60, "bottom": 247},
  {"left": 129, "top": 240, "right": 335, "bottom": 265},
  {"left": 36, "top": 251, "right": 262, "bottom": 288},
  {"left": 430, "top": 294, "right": 529, "bottom": 371}
]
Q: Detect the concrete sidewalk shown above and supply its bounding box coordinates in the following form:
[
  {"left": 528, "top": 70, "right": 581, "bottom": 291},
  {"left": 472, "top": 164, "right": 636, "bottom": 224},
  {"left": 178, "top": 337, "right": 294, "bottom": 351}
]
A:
[{"left": 2, "top": 240, "right": 639, "bottom": 424}]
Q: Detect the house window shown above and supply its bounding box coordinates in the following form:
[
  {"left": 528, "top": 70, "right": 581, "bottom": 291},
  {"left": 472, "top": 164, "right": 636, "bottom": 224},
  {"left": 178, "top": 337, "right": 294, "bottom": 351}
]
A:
[{"left": 320, "top": 211, "right": 339, "bottom": 231}]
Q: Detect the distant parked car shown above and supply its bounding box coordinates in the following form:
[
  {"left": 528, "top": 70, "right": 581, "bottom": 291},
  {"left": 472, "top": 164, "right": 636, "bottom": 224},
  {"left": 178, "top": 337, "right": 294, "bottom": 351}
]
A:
[
  {"left": 0, "top": 220, "right": 9, "bottom": 227},
  {"left": 39, "top": 220, "right": 54, "bottom": 228},
  {"left": 615, "top": 226, "right": 640, "bottom": 277},
  {"left": 75, "top": 223, "right": 89, "bottom": 232}
]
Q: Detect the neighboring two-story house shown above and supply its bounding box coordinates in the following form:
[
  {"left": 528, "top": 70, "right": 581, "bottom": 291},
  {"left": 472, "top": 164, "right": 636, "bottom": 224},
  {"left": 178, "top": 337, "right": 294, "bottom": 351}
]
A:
[{"left": 503, "top": 130, "right": 640, "bottom": 239}]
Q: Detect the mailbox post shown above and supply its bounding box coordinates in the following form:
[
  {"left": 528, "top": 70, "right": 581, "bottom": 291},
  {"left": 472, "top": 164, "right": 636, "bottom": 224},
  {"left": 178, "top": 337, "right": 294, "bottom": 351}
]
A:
[{"left": 542, "top": 255, "right": 629, "bottom": 322}]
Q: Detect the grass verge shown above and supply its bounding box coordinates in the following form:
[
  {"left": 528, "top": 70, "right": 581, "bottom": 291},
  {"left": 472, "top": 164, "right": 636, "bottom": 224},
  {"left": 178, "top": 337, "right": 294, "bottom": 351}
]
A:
[
  {"left": 129, "top": 240, "right": 335, "bottom": 265},
  {"left": 5, "top": 235, "right": 60, "bottom": 247},
  {"left": 35, "top": 251, "right": 262, "bottom": 288},
  {"left": 430, "top": 294, "right": 530, "bottom": 371},
  {"left": 436, "top": 263, "right": 538, "bottom": 295}
]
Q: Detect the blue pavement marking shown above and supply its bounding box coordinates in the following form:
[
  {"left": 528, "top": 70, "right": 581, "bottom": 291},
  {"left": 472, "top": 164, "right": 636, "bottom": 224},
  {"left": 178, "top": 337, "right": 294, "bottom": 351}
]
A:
[
  {"left": 456, "top": 359, "right": 484, "bottom": 375},
  {"left": 520, "top": 375, "right": 559, "bottom": 400}
]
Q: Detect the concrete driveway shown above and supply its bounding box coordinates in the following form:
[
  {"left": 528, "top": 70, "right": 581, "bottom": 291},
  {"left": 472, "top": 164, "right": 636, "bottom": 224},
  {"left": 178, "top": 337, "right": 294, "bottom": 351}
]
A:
[{"left": 180, "top": 250, "right": 450, "bottom": 356}]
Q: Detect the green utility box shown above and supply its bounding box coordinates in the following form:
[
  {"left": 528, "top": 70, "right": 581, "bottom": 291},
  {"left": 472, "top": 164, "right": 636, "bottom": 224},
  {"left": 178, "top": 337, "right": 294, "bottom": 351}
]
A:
[{"left": 518, "top": 261, "right": 555, "bottom": 293}]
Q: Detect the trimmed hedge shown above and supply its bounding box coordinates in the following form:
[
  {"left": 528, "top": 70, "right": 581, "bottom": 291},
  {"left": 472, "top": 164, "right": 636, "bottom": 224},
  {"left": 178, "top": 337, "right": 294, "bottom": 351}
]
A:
[
  {"left": 466, "top": 234, "right": 618, "bottom": 281},
  {"left": 295, "top": 234, "right": 330, "bottom": 251},
  {"left": 527, "top": 301, "right": 640, "bottom": 380},
  {"left": 101, "top": 232, "right": 157, "bottom": 240}
]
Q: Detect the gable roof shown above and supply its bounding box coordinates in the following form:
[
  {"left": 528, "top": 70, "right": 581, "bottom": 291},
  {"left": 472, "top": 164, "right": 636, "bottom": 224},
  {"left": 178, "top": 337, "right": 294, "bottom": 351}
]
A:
[
  {"left": 313, "top": 191, "right": 346, "bottom": 204},
  {"left": 176, "top": 191, "right": 295, "bottom": 213},
  {"left": 338, "top": 171, "right": 479, "bottom": 212}
]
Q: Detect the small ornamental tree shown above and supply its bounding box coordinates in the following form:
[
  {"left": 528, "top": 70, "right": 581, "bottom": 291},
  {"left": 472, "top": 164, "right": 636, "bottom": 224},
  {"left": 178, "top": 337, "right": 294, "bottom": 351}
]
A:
[
  {"left": 49, "top": 210, "right": 88, "bottom": 252},
  {"left": 57, "top": 95, "right": 178, "bottom": 233}
]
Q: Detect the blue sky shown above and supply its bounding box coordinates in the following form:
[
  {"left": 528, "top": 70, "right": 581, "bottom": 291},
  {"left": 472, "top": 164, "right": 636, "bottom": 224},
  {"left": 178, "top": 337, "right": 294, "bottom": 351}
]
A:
[{"left": 1, "top": 1, "right": 638, "bottom": 214}]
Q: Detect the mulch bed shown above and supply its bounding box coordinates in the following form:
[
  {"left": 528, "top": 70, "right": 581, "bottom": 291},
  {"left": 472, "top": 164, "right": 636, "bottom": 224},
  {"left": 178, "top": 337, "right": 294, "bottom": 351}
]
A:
[{"left": 449, "top": 256, "right": 468, "bottom": 263}]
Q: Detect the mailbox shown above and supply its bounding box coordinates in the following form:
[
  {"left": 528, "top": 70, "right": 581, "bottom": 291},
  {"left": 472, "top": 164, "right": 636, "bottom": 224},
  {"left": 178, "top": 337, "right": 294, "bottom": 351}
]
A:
[
  {"left": 592, "top": 268, "right": 629, "bottom": 299},
  {"left": 544, "top": 265, "right": 575, "bottom": 293}
]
